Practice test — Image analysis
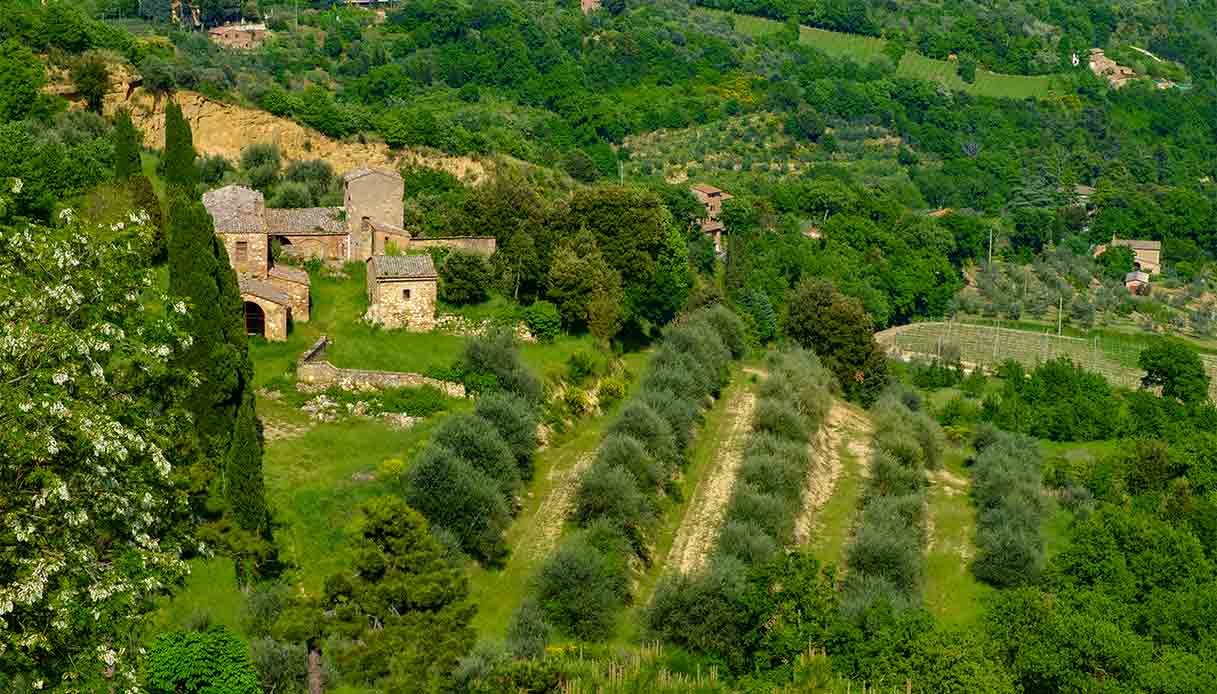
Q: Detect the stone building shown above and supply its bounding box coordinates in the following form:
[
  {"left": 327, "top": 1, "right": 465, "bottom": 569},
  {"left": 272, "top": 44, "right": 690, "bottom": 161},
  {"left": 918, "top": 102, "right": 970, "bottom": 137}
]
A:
[
  {"left": 1088, "top": 48, "right": 1138, "bottom": 89},
  {"left": 366, "top": 255, "right": 438, "bottom": 331},
  {"left": 691, "top": 183, "right": 732, "bottom": 253},
  {"left": 208, "top": 23, "right": 269, "bottom": 50},
  {"left": 1092, "top": 236, "right": 1162, "bottom": 275},
  {"left": 204, "top": 166, "right": 497, "bottom": 338}
]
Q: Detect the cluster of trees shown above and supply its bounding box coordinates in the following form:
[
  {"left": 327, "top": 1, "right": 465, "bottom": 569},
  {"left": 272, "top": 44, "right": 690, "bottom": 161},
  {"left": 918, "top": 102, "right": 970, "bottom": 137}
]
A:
[
  {"left": 644, "top": 348, "right": 834, "bottom": 669},
  {"left": 841, "top": 388, "right": 941, "bottom": 618},
  {"left": 402, "top": 331, "right": 541, "bottom": 563},
  {"left": 514, "top": 306, "right": 747, "bottom": 645},
  {"left": 970, "top": 428, "right": 1045, "bottom": 586}
]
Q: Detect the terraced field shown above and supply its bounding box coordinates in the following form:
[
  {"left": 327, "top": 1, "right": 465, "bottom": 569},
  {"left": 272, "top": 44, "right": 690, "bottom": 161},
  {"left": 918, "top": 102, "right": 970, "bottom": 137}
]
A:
[
  {"left": 877, "top": 321, "right": 1217, "bottom": 401},
  {"left": 727, "top": 12, "right": 1064, "bottom": 99}
]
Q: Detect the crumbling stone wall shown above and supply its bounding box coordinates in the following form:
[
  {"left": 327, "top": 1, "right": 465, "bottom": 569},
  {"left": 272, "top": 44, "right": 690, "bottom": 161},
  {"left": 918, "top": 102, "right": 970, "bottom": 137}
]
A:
[{"left": 296, "top": 336, "right": 464, "bottom": 397}]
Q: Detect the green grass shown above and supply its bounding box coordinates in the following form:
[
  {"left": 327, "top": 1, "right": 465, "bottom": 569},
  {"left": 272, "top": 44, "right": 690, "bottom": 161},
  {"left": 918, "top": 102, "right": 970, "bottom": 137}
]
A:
[
  {"left": 723, "top": 10, "right": 1063, "bottom": 100},
  {"left": 809, "top": 409, "right": 866, "bottom": 569},
  {"left": 923, "top": 449, "right": 990, "bottom": 627},
  {"left": 148, "top": 558, "right": 248, "bottom": 638}
]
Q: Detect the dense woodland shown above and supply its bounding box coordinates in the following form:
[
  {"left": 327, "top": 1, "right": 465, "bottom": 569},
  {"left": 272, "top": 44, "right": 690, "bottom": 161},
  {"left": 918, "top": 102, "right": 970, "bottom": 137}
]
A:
[{"left": 3, "top": 0, "right": 1217, "bottom": 692}]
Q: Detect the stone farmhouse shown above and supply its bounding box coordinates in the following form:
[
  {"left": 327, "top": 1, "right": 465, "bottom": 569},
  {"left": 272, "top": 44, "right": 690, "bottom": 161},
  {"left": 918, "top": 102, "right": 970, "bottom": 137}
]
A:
[
  {"left": 1092, "top": 236, "right": 1162, "bottom": 275},
  {"left": 203, "top": 167, "right": 494, "bottom": 340},
  {"left": 1088, "top": 48, "right": 1138, "bottom": 89},
  {"left": 208, "top": 23, "right": 269, "bottom": 50},
  {"left": 691, "top": 183, "right": 732, "bottom": 253}
]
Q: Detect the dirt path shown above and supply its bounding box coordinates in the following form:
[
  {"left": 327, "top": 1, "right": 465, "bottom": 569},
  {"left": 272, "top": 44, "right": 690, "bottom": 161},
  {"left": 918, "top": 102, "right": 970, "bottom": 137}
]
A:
[
  {"left": 667, "top": 387, "right": 758, "bottom": 575},
  {"left": 518, "top": 452, "right": 594, "bottom": 561},
  {"left": 795, "top": 402, "right": 874, "bottom": 545}
]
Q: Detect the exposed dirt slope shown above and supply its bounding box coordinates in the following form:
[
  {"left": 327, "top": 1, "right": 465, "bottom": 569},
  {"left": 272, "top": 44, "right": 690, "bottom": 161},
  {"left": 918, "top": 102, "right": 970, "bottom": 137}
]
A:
[
  {"left": 50, "top": 64, "right": 489, "bottom": 181},
  {"left": 794, "top": 400, "right": 873, "bottom": 545}
]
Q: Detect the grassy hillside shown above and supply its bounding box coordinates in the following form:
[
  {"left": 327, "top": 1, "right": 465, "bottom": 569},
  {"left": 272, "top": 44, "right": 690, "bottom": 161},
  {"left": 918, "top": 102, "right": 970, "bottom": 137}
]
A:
[{"left": 726, "top": 12, "right": 1066, "bottom": 99}]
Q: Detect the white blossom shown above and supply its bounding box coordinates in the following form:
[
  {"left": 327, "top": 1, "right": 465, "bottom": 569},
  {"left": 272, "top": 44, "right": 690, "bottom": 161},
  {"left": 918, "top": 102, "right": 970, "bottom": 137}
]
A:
[
  {"left": 11, "top": 177, "right": 23, "bottom": 194},
  {"left": 52, "top": 372, "right": 69, "bottom": 385}
]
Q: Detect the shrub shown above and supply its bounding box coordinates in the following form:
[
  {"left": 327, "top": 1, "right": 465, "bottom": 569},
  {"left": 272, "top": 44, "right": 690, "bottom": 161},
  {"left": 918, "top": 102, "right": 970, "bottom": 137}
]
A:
[
  {"left": 598, "top": 433, "right": 662, "bottom": 492},
  {"left": 533, "top": 531, "right": 629, "bottom": 641},
  {"left": 402, "top": 446, "right": 510, "bottom": 562},
  {"left": 440, "top": 252, "right": 491, "bottom": 305},
  {"left": 574, "top": 462, "right": 646, "bottom": 528},
  {"left": 563, "top": 387, "right": 592, "bottom": 417},
  {"left": 270, "top": 181, "right": 314, "bottom": 208},
  {"left": 739, "top": 452, "right": 805, "bottom": 504},
  {"left": 648, "top": 346, "right": 714, "bottom": 401},
  {"left": 663, "top": 319, "right": 731, "bottom": 394},
  {"left": 716, "top": 519, "right": 779, "bottom": 566},
  {"left": 699, "top": 304, "right": 749, "bottom": 359},
  {"left": 638, "top": 387, "right": 701, "bottom": 454},
  {"left": 197, "top": 154, "right": 230, "bottom": 185},
  {"left": 754, "top": 398, "right": 807, "bottom": 442},
  {"left": 506, "top": 598, "right": 551, "bottom": 660},
  {"left": 462, "top": 330, "right": 543, "bottom": 403},
  {"left": 608, "top": 401, "right": 679, "bottom": 472},
  {"left": 725, "top": 482, "right": 791, "bottom": 541},
  {"left": 566, "top": 350, "right": 600, "bottom": 385},
  {"left": 249, "top": 637, "right": 308, "bottom": 694},
  {"left": 147, "top": 627, "right": 261, "bottom": 694},
  {"left": 431, "top": 414, "right": 520, "bottom": 500},
  {"left": 524, "top": 301, "right": 561, "bottom": 343},
  {"left": 970, "top": 430, "right": 1045, "bottom": 587},
  {"left": 644, "top": 556, "right": 752, "bottom": 670},
  {"left": 839, "top": 574, "right": 916, "bottom": 623},
  {"left": 597, "top": 376, "right": 627, "bottom": 406},
  {"left": 474, "top": 392, "right": 538, "bottom": 479},
  {"left": 241, "top": 583, "right": 286, "bottom": 638},
  {"left": 844, "top": 506, "right": 923, "bottom": 597},
  {"left": 866, "top": 451, "right": 926, "bottom": 499}
]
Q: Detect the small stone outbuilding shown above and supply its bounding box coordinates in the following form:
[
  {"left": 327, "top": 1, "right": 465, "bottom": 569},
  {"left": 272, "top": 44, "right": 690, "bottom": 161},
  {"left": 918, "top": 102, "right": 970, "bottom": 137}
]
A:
[
  {"left": 366, "top": 255, "right": 438, "bottom": 331},
  {"left": 691, "top": 183, "right": 732, "bottom": 253},
  {"left": 208, "top": 23, "right": 269, "bottom": 50},
  {"left": 239, "top": 279, "right": 291, "bottom": 341}
]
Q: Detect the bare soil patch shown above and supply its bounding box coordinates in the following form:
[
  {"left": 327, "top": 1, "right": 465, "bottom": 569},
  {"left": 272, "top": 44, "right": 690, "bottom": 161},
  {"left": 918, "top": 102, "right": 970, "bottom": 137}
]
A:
[
  {"left": 519, "top": 452, "right": 594, "bottom": 561},
  {"left": 667, "top": 389, "right": 758, "bottom": 575},
  {"left": 795, "top": 401, "right": 873, "bottom": 544}
]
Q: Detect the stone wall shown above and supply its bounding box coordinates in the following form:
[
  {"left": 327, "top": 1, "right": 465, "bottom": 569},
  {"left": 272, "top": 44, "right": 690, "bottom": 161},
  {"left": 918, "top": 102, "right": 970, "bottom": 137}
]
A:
[
  {"left": 366, "top": 277, "right": 437, "bottom": 331},
  {"left": 220, "top": 232, "right": 268, "bottom": 276},
  {"left": 407, "top": 236, "right": 497, "bottom": 256},
  {"left": 269, "top": 277, "right": 310, "bottom": 323},
  {"left": 278, "top": 234, "right": 347, "bottom": 262},
  {"left": 296, "top": 336, "right": 465, "bottom": 397}
]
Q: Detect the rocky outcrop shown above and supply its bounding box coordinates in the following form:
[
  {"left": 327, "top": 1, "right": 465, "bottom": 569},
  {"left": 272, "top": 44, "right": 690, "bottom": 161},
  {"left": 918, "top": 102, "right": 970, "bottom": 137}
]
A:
[{"left": 50, "top": 64, "right": 487, "bottom": 182}]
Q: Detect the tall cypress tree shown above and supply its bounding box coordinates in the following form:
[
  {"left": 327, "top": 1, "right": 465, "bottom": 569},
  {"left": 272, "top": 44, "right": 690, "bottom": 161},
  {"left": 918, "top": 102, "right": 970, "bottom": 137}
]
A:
[
  {"left": 226, "top": 390, "right": 268, "bottom": 534},
  {"left": 162, "top": 101, "right": 197, "bottom": 188},
  {"left": 113, "top": 109, "right": 142, "bottom": 180}
]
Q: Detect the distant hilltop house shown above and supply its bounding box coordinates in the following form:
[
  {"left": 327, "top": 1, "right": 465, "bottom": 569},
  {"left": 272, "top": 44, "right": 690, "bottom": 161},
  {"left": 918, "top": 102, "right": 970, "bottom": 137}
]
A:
[
  {"left": 691, "top": 183, "right": 732, "bottom": 253},
  {"left": 581, "top": 0, "right": 602, "bottom": 13},
  {"left": 1088, "top": 48, "right": 1138, "bottom": 89},
  {"left": 208, "top": 23, "right": 269, "bottom": 50},
  {"left": 203, "top": 167, "right": 494, "bottom": 339},
  {"left": 1092, "top": 236, "right": 1162, "bottom": 275}
]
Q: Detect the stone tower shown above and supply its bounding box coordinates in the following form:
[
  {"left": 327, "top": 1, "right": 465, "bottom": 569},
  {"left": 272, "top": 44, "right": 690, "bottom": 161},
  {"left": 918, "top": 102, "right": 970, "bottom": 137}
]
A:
[{"left": 343, "top": 167, "right": 404, "bottom": 261}]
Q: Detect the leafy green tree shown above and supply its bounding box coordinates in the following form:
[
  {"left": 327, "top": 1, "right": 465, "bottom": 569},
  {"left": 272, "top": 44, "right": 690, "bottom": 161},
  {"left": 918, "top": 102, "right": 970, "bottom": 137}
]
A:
[
  {"left": 113, "top": 108, "right": 142, "bottom": 180},
  {"left": 546, "top": 229, "right": 624, "bottom": 330},
  {"left": 0, "top": 204, "right": 193, "bottom": 688},
  {"left": 439, "top": 251, "right": 492, "bottom": 305},
  {"left": 562, "top": 149, "right": 600, "bottom": 183},
  {"left": 70, "top": 53, "right": 110, "bottom": 114},
  {"left": 320, "top": 497, "right": 476, "bottom": 692},
  {"left": 147, "top": 627, "right": 261, "bottom": 694},
  {"left": 782, "top": 279, "right": 886, "bottom": 404},
  {"left": 786, "top": 105, "right": 826, "bottom": 142},
  {"left": 0, "top": 39, "right": 44, "bottom": 122},
  {"left": 1096, "top": 245, "right": 1136, "bottom": 279},
  {"left": 524, "top": 300, "right": 561, "bottom": 343},
  {"left": 957, "top": 54, "right": 977, "bottom": 83},
  {"left": 1140, "top": 337, "right": 1210, "bottom": 405},
  {"left": 162, "top": 101, "right": 198, "bottom": 188}
]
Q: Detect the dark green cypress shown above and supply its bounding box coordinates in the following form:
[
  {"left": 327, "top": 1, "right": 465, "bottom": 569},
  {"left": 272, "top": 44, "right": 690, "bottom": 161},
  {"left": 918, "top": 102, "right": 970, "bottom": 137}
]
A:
[
  {"left": 113, "top": 109, "right": 142, "bottom": 180},
  {"left": 226, "top": 390, "right": 268, "bottom": 533},
  {"left": 162, "top": 101, "right": 197, "bottom": 188}
]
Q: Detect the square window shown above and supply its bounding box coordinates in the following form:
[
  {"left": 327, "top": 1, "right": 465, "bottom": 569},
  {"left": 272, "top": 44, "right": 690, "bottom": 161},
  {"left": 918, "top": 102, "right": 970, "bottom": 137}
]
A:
[
  {"left": 235, "top": 241, "right": 249, "bottom": 262},
  {"left": 402, "top": 288, "right": 412, "bottom": 300}
]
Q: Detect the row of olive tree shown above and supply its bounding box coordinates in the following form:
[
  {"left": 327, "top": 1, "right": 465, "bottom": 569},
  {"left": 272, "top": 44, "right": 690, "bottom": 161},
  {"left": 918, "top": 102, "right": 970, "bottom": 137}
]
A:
[
  {"left": 970, "top": 427, "right": 1045, "bottom": 586},
  {"left": 401, "top": 331, "right": 542, "bottom": 563},
  {"left": 840, "top": 388, "right": 943, "bottom": 621},
  {"left": 642, "top": 347, "right": 835, "bottom": 671},
  {"left": 509, "top": 305, "right": 748, "bottom": 649}
]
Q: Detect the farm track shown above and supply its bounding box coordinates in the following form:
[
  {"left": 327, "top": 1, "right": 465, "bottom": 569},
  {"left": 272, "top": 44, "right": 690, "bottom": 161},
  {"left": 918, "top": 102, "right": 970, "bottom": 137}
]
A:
[
  {"left": 667, "top": 387, "right": 758, "bottom": 575},
  {"left": 804, "top": 402, "right": 873, "bottom": 563},
  {"left": 520, "top": 451, "right": 595, "bottom": 561}
]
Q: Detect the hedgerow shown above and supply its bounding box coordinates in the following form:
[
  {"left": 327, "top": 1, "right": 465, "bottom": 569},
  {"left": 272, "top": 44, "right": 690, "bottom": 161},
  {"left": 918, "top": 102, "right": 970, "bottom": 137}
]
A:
[
  {"left": 645, "top": 347, "right": 834, "bottom": 664},
  {"left": 518, "top": 306, "right": 748, "bottom": 644},
  {"left": 841, "top": 390, "right": 944, "bottom": 620},
  {"left": 971, "top": 430, "right": 1045, "bottom": 587}
]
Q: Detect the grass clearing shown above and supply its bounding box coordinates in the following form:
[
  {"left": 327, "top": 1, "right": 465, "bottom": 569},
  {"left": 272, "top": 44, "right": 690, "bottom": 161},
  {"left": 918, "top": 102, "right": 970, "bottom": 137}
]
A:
[
  {"left": 923, "top": 449, "right": 989, "bottom": 627},
  {"left": 807, "top": 401, "right": 871, "bottom": 569},
  {"left": 720, "top": 9, "right": 1064, "bottom": 100},
  {"left": 148, "top": 558, "right": 247, "bottom": 638}
]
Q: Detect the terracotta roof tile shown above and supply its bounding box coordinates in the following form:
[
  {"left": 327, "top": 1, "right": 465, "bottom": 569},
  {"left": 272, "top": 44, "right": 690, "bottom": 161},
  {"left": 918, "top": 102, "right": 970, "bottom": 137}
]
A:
[
  {"left": 265, "top": 207, "right": 345, "bottom": 235},
  {"left": 370, "top": 254, "right": 437, "bottom": 279},
  {"left": 202, "top": 185, "right": 264, "bottom": 234},
  {"left": 239, "top": 278, "right": 292, "bottom": 305},
  {"left": 267, "top": 265, "right": 310, "bottom": 285}
]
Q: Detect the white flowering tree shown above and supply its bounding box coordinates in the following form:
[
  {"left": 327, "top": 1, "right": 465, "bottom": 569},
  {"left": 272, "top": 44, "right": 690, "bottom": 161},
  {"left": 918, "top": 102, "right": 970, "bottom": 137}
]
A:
[{"left": 0, "top": 185, "right": 198, "bottom": 692}]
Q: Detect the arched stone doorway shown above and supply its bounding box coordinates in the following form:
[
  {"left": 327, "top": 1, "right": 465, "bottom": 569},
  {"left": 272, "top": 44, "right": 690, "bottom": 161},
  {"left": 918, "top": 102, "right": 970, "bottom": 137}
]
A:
[{"left": 244, "top": 301, "right": 266, "bottom": 337}]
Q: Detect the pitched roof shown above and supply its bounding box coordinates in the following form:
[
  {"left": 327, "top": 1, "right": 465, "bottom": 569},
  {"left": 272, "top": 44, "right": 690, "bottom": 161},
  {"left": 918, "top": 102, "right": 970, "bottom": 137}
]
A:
[
  {"left": 1112, "top": 238, "right": 1161, "bottom": 251},
  {"left": 343, "top": 166, "right": 402, "bottom": 183},
  {"left": 202, "top": 185, "right": 265, "bottom": 234},
  {"left": 369, "top": 254, "right": 437, "bottom": 280},
  {"left": 239, "top": 278, "right": 292, "bottom": 306},
  {"left": 1125, "top": 271, "right": 1150, "bottom": 283},
  {"left": 691, "top": 183, "right": 723, "bottom": 194},
  {"left": 266, "top": 207, "right": 345, "bottom": 235},
  {"left": 267, "top": 265, "right": 310, "bottom": 285}
]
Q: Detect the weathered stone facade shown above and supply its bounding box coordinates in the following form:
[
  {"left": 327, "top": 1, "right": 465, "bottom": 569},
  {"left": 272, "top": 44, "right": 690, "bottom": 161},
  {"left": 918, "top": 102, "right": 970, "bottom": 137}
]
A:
[
  {"left": 267, "top": 266, "right": 311, "bottom": 322},
  {"left": 366, "top": 255, "right": 438, "bottom": 331},
  {"left": 219, "top": 231, "right": 270, "bottom": 276},
  {"left": 241, "top": 291, "right": 289, "bottom": 342},
  {"left": 406, "top": 236, "right": 497, "bottom": 256},
  {"left": 345, "top": 168, "right": 404, "bottom": 261},
  {"left": 297, "top": 336, "right": 465, "bottom": 397}
]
